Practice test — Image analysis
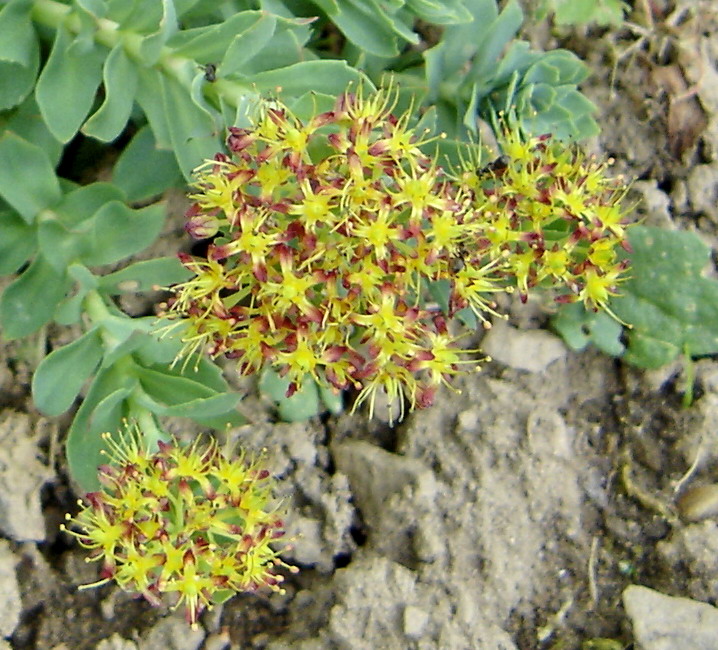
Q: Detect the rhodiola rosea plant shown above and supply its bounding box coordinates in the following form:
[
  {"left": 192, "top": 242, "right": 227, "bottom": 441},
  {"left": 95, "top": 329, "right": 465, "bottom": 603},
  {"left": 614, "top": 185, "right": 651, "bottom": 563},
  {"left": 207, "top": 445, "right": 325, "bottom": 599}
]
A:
[{"left": 0, "top": 0, "right": 635, "bottom": 627}]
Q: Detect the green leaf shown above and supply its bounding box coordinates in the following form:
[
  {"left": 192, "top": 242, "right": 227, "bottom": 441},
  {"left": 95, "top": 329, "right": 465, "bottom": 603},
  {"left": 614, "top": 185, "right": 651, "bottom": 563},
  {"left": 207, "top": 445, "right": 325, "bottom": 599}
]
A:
[
  {"left": 140, "top": 390, "right": 241, "bottom": 419},
  {"left": 137, "top": 0, "right": 178, "bottom": 64},
  {"left": 0, "top": 132, "right": 61, "bottom": 223},
  {"left": 0, "top": 41, "right": 38, "bottom": 112},
  {"left": 247, "top": 60, "right": 367, "bottom": 97},
  {"left": 66, "top": 366, "right": 136, "bottom": 491},
  {"left": 311, "top": 0, "right": 414, "bottom": 57},
  {"left": 406, "top": 0, "right": 472, "bottom": 23},
  {"left": 237, "top": 21, "right": 313, "bottom": 73},
  {"left": 0, "top": 0, "right": 40, "bottom": 110},
  {"left": 136, "top": 67, "right": 173, "bottom": 149},
  {"left": 82, "top": 44, "right": 139, "bottom": 141},
  {"left": 53, "top": 182, "right": 126, "bottom": 228},
  {"left": 0, "top": 0, "right": 35, "bottom": 67},
  {"left": 38, "top": 183, "right": 127, "bottom": 271},
  {"left": 3, "top": 94, "right": 63, "bottom": 165},
  {"left": 159, "top": 74, "right": 221, "bottom": 178},
  {"left": 468, "top": 0, "right": 523, "bottom": 83},
  {"left": 140, "top": 354, "right": 230, "bottom": 394},
  {"left": 612, "top": 226, "right": 718, "bottom": 368},
  {"left": 35, "top": 25, "right": 104, "bottom": 143},
  {"left": 0, "top": 255, "right": 71, "bottom": 338},
  {"left": 168, "top": 11, "right": 269, "bottom": 62},
  {"left": 112, "top": 125, "right": 182, "bottom": 201},
  {"left": 259, "top": 368, "right": 321, "bottom": 422},
  {"left": 318, "top": 382, "right": 343, "bottom": 415},
  {"left": 81, "top": 201, "right": 166, "bottom": 266},
  {"left": 134, "top": 365, "right": 239, "bottom": 419},
  {"left": 0, "top": 209, "right": 37, "bottom": 274},
  {"left": 32, "top": 327, "right": 104, "bottom": 416},
  {"left": 98, "top": 257, "right": 192, "bottom": 294},
  {"left": 218, "top": 13, "right": 277, "bottom": 77},
  {"left": 54, "top": 263, "right": 99, "bottom": 325},
  {"left": 552, "top": 302, "right": 625, "bottom": 356}
]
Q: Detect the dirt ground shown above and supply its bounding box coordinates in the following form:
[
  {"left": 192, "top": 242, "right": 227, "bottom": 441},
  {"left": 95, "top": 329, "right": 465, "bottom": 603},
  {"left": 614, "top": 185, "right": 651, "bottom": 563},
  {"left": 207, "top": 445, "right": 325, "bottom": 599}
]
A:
[{"left": 2, "top": 1, "right": 718, "bottom": 648}]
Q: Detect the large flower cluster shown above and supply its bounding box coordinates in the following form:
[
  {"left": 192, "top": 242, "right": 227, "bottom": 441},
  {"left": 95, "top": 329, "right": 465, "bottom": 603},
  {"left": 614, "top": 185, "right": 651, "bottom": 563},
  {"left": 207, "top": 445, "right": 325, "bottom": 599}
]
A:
[
  {"left": 61, "top": 428, "right": 292, "bottom": 628},
  {"left": 166, "top": 87, "right": 631, "bottom": 419}
]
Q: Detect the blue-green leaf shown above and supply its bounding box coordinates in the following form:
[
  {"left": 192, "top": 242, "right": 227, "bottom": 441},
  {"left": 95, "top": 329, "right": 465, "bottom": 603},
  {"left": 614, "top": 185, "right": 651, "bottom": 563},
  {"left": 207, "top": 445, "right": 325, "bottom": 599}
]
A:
[
  {"left": 0, "top": 208, "right": 37, "bottom": 274},
  {"left": 82, "top": 44, "right": 139, "bottom": 141},
  {"left": 137, "top": 0, "right": 178, "bottom": 64},
  {"left": 112, "top": 125, "right": 183, "bottom": 201},
  {"left": 169, "top": 11, "right": 269, "bottom": 62},
  {"left": 0, "top": 132, "right": 61, "bottom": 222},
  {"left": 159, "top": 74, "right": 222, "bottom": 178},
  {"left": 259, "top": 368, "right": 321, "bottom": 422},
  {"left": 35, "top": 26, "right": 104, "bottom": 143},
  {"left": 66, "top": 365, "right": 136, "bottom": 491},
  {"left": 136, "top": 67, "right": 173, "bottom": 149},
  {"left": 54, "top": 264, "right": 98, "bottom": 327},
  {"left": 0, "top": 0, "right": 39, "bottom": 110},
  {"left": 3, "top": 94, "right": 63, "bottom": 165},
  {"left": 98, "top": 256, "right": 192, "bottom": 294},
  {"left": 218, "top": 13, "right": 277, "bottom": 77},
  {"left": 81, "top": 201, "right": 166, "bottom": 266},
  {"left": 0, "top": 0, "right": 35, "bottom": 66},
  {"left": 0, "top": 255, "right": 71, "bottom": 338},
  {"left": 246, "top": 60, "right": 367, "bottom": 97},
  {"left": 32, "top": 327, "right": 104, "bottom": 416}
]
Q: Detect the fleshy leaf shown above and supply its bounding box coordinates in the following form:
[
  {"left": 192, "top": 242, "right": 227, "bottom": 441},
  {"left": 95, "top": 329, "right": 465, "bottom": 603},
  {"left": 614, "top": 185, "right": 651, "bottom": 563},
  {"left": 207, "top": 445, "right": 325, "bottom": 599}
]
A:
[
  {"left": 81, "top": 43, "right": 139, "bottom": 141},
  {"left": 32, "top": 327, "right": 104, "bottom": 416},
  {"left": 112, "top": 125, "right": 183, "bottom": 201},
  {"left": 611, "top": 226, "right": 718, "bottom": 368},
  {"left": 0, "top": 132, "right": 61, "bottom": 222},
  {"left": 98, "top": 257, "right": 192, "bottom": 294},
  {"left": 0, "top": 254, "right": 71, "bottom": 338},
  {"left": 0, "top": 208, "right": 37, "bottom": 274},
  {"left": 35, "top": 25, "right": 104, "bottom": 143}
]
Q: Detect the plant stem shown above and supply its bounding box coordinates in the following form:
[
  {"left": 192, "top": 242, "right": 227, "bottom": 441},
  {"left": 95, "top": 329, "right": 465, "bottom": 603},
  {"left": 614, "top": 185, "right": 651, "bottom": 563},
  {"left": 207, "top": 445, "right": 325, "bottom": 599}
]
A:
[
  {"left": 83, "top": 289, "right": 170, "bottom": 450},
  {"left": 127, "top": 397, "right": 170, "bottom": 451},
  {"left": 30, "top": 0, "right": 248, "bottom": 110}
]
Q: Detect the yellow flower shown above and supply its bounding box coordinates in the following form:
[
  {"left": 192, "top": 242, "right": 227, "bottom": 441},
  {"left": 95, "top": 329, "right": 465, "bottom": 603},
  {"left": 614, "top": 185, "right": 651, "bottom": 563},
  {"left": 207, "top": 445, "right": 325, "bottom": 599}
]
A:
[{"left": 61, "top": 424, "right": 292, "bottom": 628}]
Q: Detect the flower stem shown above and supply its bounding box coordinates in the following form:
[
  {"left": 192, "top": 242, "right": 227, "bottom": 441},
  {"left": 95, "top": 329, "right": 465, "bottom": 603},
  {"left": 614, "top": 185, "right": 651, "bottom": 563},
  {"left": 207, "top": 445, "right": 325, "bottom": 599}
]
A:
[{"left": 83, "top": 289, "right": 170, "bottom": 450}]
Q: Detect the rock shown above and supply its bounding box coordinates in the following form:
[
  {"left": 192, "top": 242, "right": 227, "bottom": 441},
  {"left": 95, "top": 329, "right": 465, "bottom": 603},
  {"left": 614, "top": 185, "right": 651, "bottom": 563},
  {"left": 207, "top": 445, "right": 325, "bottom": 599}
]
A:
[
  {"left": 268, "top": 555, "right": 518, "bottom": 650},
  {"left": 141, "top": 616, "right": 205, "bottom": 649},
  {"left": 0, "top": 541, "right": 21, "bottom": 637},
  {"left": 657, "top": 521, "right": 718, "bottom": 602},
  {"left": 0, "top": 411, "right": 53, "bottom": 541},
  {"left": 95, "top": 635, "right": 138, "bottom": 650},
  {"left": 331, "top": 439, "right": 442, "bottom": 566},
  {"left": 623, "top": 585, "right": 718, "bottom": 650},
  {"left": 482, "top": 321, "right": 567, "bottom": 373}
]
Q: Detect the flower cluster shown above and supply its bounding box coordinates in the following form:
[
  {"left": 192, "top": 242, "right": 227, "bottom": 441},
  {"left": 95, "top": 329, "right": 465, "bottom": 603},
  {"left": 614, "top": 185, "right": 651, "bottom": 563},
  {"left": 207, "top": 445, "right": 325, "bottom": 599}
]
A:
[
  {"left": 166, "top": 86, "right": 632, "bottom": 419},
  {"left": 61, "top": 427, "right": 292, "bottom": 628},
  {"left": 460, "top": 126, "right": 630, "bottom": 316}
]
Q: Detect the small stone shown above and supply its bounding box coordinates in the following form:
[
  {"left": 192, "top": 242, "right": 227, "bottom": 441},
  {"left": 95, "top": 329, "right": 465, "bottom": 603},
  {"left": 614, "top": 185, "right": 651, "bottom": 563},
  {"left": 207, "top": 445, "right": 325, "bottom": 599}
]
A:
[
  {"left": 96, "top": 635, "right": 138, "bottom": 650},
  {"left": 0, "top": 412, "right": 53, "bottom": 541},
  {"left": 403, "top": 605, "right": 429, "bottom": 639},
  {"left": 623, "top": 585, "right": 718, "bottom": 650},
  {"left": 142, "top": 616, "right": 205, "bottom": 650},
  {"left": 482, "top": 321, "right": 567, "bottom": 373},
  {"left": 0, "top": 540, "right": 21, "bottom": 637}
]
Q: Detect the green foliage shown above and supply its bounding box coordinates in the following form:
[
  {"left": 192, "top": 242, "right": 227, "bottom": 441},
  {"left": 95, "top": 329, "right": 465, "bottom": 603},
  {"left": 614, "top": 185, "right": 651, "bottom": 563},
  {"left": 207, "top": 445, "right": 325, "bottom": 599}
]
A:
[
  {"left": 553, "top": 226, "right": 718, "bottom": 369},
  {"left": 0, "top": 0, "right": 626, "bottom": 492},
  {"left": 259, "top": 368, "right": 343, "bottom": 422},
  {"left": 416, "top": 0, "right": 599, "bottom": 150}
]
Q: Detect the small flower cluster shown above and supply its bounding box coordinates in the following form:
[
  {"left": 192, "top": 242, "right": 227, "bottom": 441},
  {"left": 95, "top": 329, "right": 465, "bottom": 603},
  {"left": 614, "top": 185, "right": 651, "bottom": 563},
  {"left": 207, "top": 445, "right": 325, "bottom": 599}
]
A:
[
  {"left": 61, "top": 427, "right": 293, "bottom": 628},
  {"left": 166, "top": 86, "right": 631, "bottom": 418},
  {"left": 460, "top": 126, "right": 630, "bottom": 315}
]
